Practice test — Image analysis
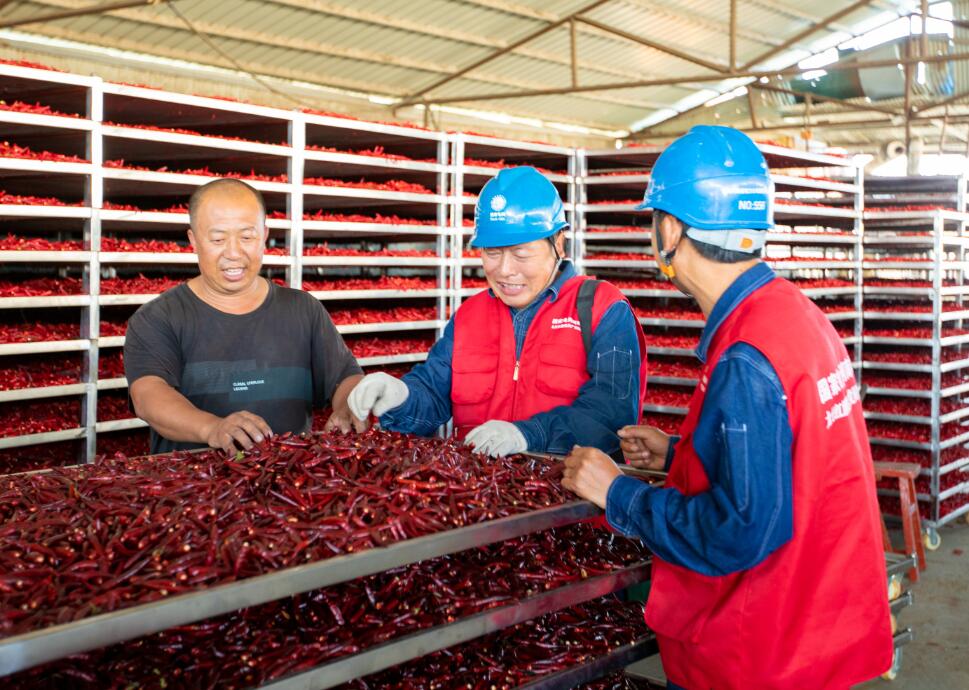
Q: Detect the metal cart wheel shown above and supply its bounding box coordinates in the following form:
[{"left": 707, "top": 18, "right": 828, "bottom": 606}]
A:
[
  {"left": 888, "top": 575, "right": 903, "bottom": 601},
  {"left": 923, "top": 527, "right": 941, "bottom": 552},
  {"left": 881, "top": 647, "right": 903, "bottom": 681}
]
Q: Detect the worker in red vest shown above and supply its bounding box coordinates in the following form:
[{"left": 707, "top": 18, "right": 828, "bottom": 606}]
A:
[
  {"left": 562, "top": 126, "right": 892, "bottom": 689},
  {"left": 348, "top": 166, "right": 647, "bottom": 457}
]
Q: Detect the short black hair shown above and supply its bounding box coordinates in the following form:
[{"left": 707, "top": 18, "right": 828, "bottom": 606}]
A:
[
  {"left": 188, "top": 178, "right": 266, "bottom": 228},
  {"left": 654, "top": 210, "right": 762, "bottom": 263}
]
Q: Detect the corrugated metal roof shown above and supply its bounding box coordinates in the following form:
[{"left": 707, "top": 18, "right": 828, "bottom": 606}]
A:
[{"left": 0, "top": 0, "right": 940, "bottom": 139}]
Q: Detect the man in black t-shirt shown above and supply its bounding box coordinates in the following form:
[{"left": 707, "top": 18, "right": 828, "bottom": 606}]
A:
[{"left": 124, "top": 178, "right": 364, "bottom": 455}]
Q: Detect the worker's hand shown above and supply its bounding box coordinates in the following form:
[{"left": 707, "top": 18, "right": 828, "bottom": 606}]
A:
[
  {"left": 347, "top": 373, "right": 409, "bottom": 421},
  {"left": 464, "top": 420, "right": 527, "bottom": 457},
  {"left": 618, "top": 425, "right": 671, "bottom": 470},
  {"left": 562, "top": 446, "right": 623, "bottom": 509},
  {"left": 203, "top": 411, "right": 273, "bottom": 454},
  {"left": 323, "top": 406, "right": 370, "bottom": 434}
]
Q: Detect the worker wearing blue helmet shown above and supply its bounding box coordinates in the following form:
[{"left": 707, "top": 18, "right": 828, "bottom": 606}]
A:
[
  {"left": 349, "top": 166, "right": 647, "bottom": 458},
  {"left": 561, "top": 126, "right": 890, "bottom": 689}
]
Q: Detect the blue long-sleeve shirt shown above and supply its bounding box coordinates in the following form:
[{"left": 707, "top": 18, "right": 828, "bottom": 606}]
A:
[
  {"left": 606, "top": 263, "right": 794, "bottom": 577},
  {"left": 380, "top": 261, "right": 642, "bottom": 455}
]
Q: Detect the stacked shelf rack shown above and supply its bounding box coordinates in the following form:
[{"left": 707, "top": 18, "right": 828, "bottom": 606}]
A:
[
  {"left": 448, "top": 132, "right": 576, "bottom": 312},
  {"left": 575, "top": 143, "right": 865, "bottom": 433},
  {"left": 0, "top": 62, "right": 462, "bottom": 468},
  {"left": 862, "top": 175, "right": 969, "bottom": 543}
]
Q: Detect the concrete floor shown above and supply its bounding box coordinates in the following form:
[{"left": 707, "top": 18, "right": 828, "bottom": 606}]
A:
[{"left": 626, "top": 522, "right": 969, "bottom": 689}]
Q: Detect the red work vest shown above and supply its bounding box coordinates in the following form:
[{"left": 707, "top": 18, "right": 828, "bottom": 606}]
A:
[
  {"left": 451, "top": 276, "right": 648, "bottom": 440},
  {"left": 645, "top": 276, "right": 892, "bottom": 690}
]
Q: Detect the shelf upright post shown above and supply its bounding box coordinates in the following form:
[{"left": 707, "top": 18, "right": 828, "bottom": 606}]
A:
[
  {"left": 573, "top": 149, "right": 587, "bottom": 275},
  {"left": 854, "top": 161, "right": 865, "bottom": 382},
  {"left": 288, "top": 113, "right": 305, "bottom": 291},
  {"left": 449, "top": 134, "right": 466, "bottom": 316},
  {"left": 436, "top": 134, "right": 449, "bottom": 338},
  {"left": 930, "top": 212, "right": 944, "bottom": 526},
  {"left": 82, "top": 77, "right": 105, "bottom": 464}
]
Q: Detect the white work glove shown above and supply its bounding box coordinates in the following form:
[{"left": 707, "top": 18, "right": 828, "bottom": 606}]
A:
[
  {"left": 348, "top": 373, "right": 409, "bottom": 420},
  {"left": 464, "top": 420, "right": 528, "bottom": 457}
]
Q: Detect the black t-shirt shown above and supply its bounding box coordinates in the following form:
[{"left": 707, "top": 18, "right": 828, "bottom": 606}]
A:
[{"left": 123, "top": 281, "right": 362, "bottom": 454}]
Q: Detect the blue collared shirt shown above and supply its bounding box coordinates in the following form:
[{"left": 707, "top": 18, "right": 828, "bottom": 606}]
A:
[
  {"left": 380, "top": 261, "right": 642, "bottom": 454},
  {"left": 607, "top": 262, "right": 794, "bottom": 577}
]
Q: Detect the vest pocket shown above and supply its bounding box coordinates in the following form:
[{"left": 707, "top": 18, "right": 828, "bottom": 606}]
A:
[
  {"left": 534, "top": 345, "right": 590, "bottom": 398},
  {"left": 451, "top": 351, "right": 499, "bottom": 404}
]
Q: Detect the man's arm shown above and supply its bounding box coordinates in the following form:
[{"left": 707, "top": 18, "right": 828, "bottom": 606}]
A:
[
  {"left": 130, "top": 375, "right": 272, "bottom": 453},
  {"left": 514, "top": 301, "right": 642, "bottom": 454},
  {"left": 379, "top": 318, "right": 456, "bottom": 435},
  {"left": 324, "top": 373, "right": 366, "bottom": 432},
  {"left": 604, "top": 343, "right": 794, "bottom": 576}
]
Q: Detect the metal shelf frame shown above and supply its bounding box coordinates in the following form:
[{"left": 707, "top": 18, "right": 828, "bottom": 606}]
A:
[
  {"left": 863, "top": 203, "right": 969, "bottom": 528},
  {"left": 576, "top": 143, "right": 865, "bottom": 430},
  {"left": 0, "top": 498, "right": 646, "bottom": 686}
]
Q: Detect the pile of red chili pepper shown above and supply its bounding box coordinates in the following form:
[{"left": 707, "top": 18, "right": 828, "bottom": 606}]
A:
[
  {"left": 0, "top": 398, "right": 80, "bottom": 437},
  {"left": 96, "top": 393, "right": 131, "bottom": 423},
  {"left": 0, "top": 191, "right": 82, "bottom": 207},
  {"left": 0, "top": 58, "right": 63, "bottom": 71},
  {"left": 647, "top": 387, "right": 693, "bottom": 409},
  {"left": 867, "top": 205, "right": 948, "bottom": 212},
  {"left": 327, "top": 307, "right": 438, "bottom": 325},
  {"left": 587, "top": 226, "right": 648, "bottom": 233},
  {"left": 865, "top": 349, "right": 966, "bottom": 364},
  {"left": 0, "top": 234, "right": 83, "bottom": 251},
  {"left": 585, "top": 252, "right": 650, "bottom": 261},
  {"left": 100, "top": 275, "right": 183, "bottom": 295},
  {"left": 347, "top": 336, "right": 435, "bottom": 358},
  {"left": 610, "top": 278, "right": 673, "bottom": 290},
  {"left": 101, "top": 202, "right": 190, "bottom": 214},
  {"left": 0, "top": 354, "right": 80, "bottom": 390},
  {"left": 0, "top": 429, "right": 578, "bottom": 638},
  {"left": 100, "top": 237, "right": 190, "bottom": 253},
  {"left": 103, "top": 161, "right": 287, "bottom": 183},
  {"left": 0, "top": 277, "right": 83, "bottom": 297},
  {"left": 0, "top": 141, "right": 86, "bottom": 164},
  {"left": 865, "top": 326, "right": 969, "bottom": 339},
  {"left": 644, "top": 413, "right": 684, "bottom": 434},
  {"left": 99, "top": 321, "right": 128, "bottom": 337},
  {"left": 0, "top": 441, "right": 80, "bottom": 476},
  {"left": 790, "top": 278, "right": 855, "bottom": 290},
  {"left": 866, "top": 421, "right": 962, "bottom": 443},
  {"left": 632, "top": 306, "right": 704, "bottom": 322},
  {"left": 588, "top": 199, "right": 639, "bottom": 206},
  {"left": 864, "top": 372, "right": 964, "bottom": 390},
  {"left": 871, "top": 445, "right": 967, "bottom": 468},
  {"left": 335, "top": 597, "right": 647, "bottom": 690},
  {"left": 305, "top": 144, "right": 430, "bottom": 162},
  {"left": 302, "top": 210, "right": 438, "bottom": 225},
  {"left": 457, "top": 277, "right": 489, "bottom": 288},
  {"left": 95, "top": 430, "right": 150, "bottom": 460},
  {"left": 102, "top": 122, "right": 283, "bottom": 146},
  {"left": 98, "top": 351, "right": 125, "bottom": 379},
  {"left": 645, "top": 334, "right": 698, "bottom": 350},
  {"left": 819, "top": 303, "right": 857, "bottom": 314},
  {"left": 302, "top": 243, "right": 436, "bottom": 257},
  {"left": 864, "top": 301, "right": 963, "bottom": 313},
  {"left": 302, "top": 276, "right": 438, "bottom": 292},
  {"left": 7, "top": 527, "right": 646, "bottom": 688},
  {"left": 863, "top": 397, "right": 960, "bottom": 417},
  {"left": 302, "top": 177, "right": 433, "bottom": 194},
  {"left": 866, "top": 279, "right": 957, "bottom": 288},
  {"left": 649, "top": 359, "right": 700, "bottom": 379},
  {"left": 0, "top": 100, "right": 79, "bottom": 118},
  {"left": 0, "top": 322, "right": 79, "bottom": 343}
]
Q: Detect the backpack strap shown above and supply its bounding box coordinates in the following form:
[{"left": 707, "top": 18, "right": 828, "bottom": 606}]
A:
[{"left": 577, "top": 279, "right": 601, "bottom": 356}]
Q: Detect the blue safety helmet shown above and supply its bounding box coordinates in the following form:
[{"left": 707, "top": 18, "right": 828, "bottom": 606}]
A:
[
  {"left": 637, "top": 125, "right": 774, "bottom": 233},
  {"left": 470, "top": 166, "right": 568, "bottom": 248}
]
